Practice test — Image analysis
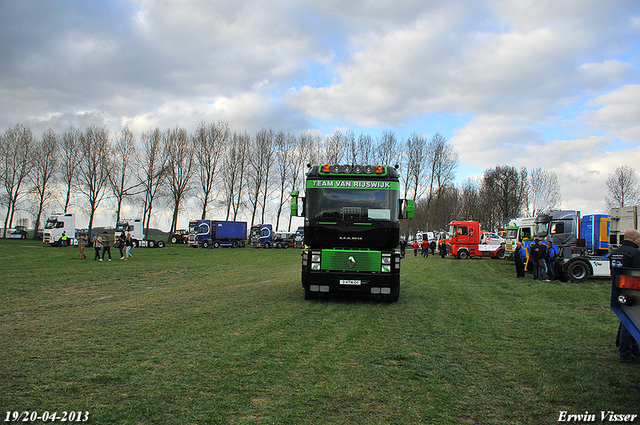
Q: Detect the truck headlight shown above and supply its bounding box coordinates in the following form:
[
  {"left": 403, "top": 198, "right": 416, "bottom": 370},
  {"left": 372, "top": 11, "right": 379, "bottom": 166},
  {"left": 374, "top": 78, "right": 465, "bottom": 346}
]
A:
[{"left": 381, "top": 264, "right": 391, "bottom": 272}]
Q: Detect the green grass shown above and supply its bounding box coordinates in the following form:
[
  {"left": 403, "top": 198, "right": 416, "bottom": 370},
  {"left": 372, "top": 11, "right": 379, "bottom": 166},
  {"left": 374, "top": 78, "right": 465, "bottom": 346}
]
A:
[{"left": 1, "top": 239, "right": 639, "bottom": 424}]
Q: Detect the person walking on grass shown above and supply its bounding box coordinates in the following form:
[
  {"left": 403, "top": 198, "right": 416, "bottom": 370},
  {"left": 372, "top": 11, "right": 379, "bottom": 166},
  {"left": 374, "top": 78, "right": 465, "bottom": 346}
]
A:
[
  {"left": 78, "top": 233, "right": 87, "bottom": 259},
  {"left": 101, "top": 231, "right": 112, "bottom": 262},
  {"left": 421, "top": 239, "right": 429, "bottom": 258},
  {"left": 118, "top": 232, "right": 126, "bottom": 259},
  {"left": 92, "top": 233, "right": 103, "bottom": 261},
  {"left": 125, "top": 231, "right": 134, "bottom": 260}
]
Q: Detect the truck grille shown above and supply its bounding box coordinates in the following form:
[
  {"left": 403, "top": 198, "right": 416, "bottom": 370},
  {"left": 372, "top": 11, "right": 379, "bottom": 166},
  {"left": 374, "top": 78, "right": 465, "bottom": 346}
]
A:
[{"left": 320, "top": 249, "right": 381, "bottom": 272}]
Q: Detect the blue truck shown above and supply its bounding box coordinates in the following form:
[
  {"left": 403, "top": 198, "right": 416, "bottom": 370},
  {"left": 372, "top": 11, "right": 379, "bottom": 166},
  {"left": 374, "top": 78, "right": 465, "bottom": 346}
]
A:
[
  {"left": 187, "top": 220, "right": 247, "bottom": 248},
  {"left": 250, "top": 224, "right": 273, "bottom": 248}
]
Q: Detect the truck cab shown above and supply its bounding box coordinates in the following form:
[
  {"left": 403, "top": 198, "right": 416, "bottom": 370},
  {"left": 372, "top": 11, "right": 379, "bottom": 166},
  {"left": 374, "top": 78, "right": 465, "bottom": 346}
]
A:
[
  {"left": 250, "top": 224, "right": 273, "bottom": 248},
  {"left": 43, "top": 213, "right": 76, "bottom": 246},
  {"left": 291, "top": 164, "right": 414, "bottom": 302},
  {"left": 115, "top": 218, "right": 165, "bottom": 248},
  {"left": 448, "top": 221, "right": 505, "bottom": 259}
]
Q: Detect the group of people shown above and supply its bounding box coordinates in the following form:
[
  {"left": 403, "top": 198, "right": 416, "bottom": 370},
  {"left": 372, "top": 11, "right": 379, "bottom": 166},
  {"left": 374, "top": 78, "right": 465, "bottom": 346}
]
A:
[
  {"left": 399, "top": 238, "right": 446, "bottom": 259},
  {"left": 77, "top": 231, "right": 134, "bottom": 261},
  {"left": 513, "top": 239, "right": 556, "bottom": 281}
]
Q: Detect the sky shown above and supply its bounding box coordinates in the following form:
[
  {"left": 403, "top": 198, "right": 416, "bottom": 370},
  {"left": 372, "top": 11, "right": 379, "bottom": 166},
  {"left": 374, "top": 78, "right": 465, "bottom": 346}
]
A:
[{"left": 1, "top": 0, "right": 639, "bottom": 229}]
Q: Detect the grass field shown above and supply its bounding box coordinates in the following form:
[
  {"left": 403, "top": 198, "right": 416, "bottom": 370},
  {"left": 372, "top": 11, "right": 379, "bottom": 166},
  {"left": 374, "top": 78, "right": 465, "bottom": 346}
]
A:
[{"left": 1, "top": 239, "right": 639, "bottom": 424}]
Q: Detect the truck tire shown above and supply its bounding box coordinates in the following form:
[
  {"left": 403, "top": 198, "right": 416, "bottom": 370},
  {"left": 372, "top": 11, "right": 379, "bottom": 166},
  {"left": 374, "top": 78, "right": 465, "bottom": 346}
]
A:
[
  {"left": 148, "top": 240, "right": 156, "bottom": 248},
  {"left": 264, "top": 242, "right": 271, "bottom": 249},
  {"left": 232, "top": 241, "right": 238, "bottom": 248},
  {"left": 283, "top": 243, "right": 289, "bottom": 249},
  {"left": 202, "top": 240, "right": 210, "bottom": 249},
  {"left": 494, "top": 249, "right": 505, "bottom": 260},
  {"left": 385, "top": 286, "right": 400, "bottom": 303},
  {"left": 304, "top": 286, "right": 319, "bottom": 300},
  {"left": 170, "top": 236, "right": 178, "bottom": 244},
  {"left": 213, "top": 241, "right": 220, "bottom": 249},
  {"left": 157, "top": 240, "right": 165, "bottom": 248},
  {"left": 566, "top": 259, "right": 590, "bottom": 283},
  {"left": 457, "top": 250, "right": 469, "bottom": 260}
]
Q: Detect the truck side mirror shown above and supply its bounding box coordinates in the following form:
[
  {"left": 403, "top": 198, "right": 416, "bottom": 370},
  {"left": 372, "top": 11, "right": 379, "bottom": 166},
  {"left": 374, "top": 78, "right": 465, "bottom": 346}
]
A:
[
  {"left": 290, "top": 190, "right": 304, "bottom": 217},
  {"left": 400, "top": 199, "right": 415, "bottom": 219}
]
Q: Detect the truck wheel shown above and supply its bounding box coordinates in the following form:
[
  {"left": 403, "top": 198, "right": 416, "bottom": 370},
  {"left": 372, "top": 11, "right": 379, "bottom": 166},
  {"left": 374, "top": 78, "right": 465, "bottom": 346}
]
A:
[
  {"left": 283, "top": 243, "right": 289, "bottom": 249},
  {"left": 232, "top": 241, "right": 238, "bottom": 248},
  {"left": 264, "top": 242, "right": 271, "bottom": 249},
  {"left": 157, "top": 240, "right": 165, "bottom": 248},
  {"left": 148, "top": 240, "right": 156, "bottom": 248},
  {"left": 385, "top": 286, "right": 400, "bottom": 303},
  {"left": 567, "top": 260, "right": 590, "bottom": 283},
  {"left": 213, "top": 241, "right": 220, "bottom": 249},
  {"left": 304, "top": 286, "right": 319, "bottom": 300},
  {"left": 457, "top": 250, "right": 469, "bottom": 260},
  {"left": 495, "top": 249, "right": 505, "bottom": 260},
  {"left": 202, "top": 240, "right": 210, "bottom": 249},
  {"left": 170, "top": 236, "right": 178, "bottom": 244}
]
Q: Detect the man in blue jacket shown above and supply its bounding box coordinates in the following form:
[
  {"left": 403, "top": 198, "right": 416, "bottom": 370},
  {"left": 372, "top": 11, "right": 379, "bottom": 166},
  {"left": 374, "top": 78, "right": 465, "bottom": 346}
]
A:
[
  {"left": 514, "top": 242, "right": 527, "bottom": 278},
  {"left": 546, "top": 241, "right": 556, "bottom": 281}
]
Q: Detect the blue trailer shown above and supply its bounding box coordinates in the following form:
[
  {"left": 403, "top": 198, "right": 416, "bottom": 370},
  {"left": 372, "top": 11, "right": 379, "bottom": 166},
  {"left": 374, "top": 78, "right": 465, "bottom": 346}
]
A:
[{"left": 188, "top": 220, "right": 247, "bottom": 248}]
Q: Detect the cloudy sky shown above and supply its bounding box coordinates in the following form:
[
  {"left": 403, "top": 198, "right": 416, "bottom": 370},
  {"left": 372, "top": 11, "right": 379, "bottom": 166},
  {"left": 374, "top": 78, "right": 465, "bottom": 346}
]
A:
[{"left": 2, "top": 0, "right": 639, "bottom": 221}]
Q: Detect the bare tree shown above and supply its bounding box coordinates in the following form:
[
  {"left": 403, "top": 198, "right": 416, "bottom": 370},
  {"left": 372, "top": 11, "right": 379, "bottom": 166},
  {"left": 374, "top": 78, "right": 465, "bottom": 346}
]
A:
[
  {"left": 375, "top": 130, "right": 400, "bottom": 166},
  {"left": 193, "top": 121, "right": 229, "bottom": 219},
  {"left": 273, "top": 132, "right": 296, "bottom": 230},
  {"left": 405, "top": 133, "right": 428, "bottom": 201},
  {"left": 222, "top": 132, "right": 250, "bottom": 221},
  {"left": 246, "top": 129, "right": 275, "bottom": 226},
  {"left": 323, "top": 130, "right": 346, "bottom": 164},
  {"left": 1, "top": 124, "right": 34, "bottom": 237},
  {"left": 29, "top": 128, "right": 58, "bottom": 238},
  {"left": 138, "top": 128, "right": 168, "bottom": 235},
  {"left": 60, "top": 127, "right": 83, "bottom": 213},
  {"left": 164, "top": 126, "right": 195, "bottom": 234},
  {"left": 109, "top": 127, "right": 138, "bottom": 223},
  {"left": 482, "top": 165, "right": 528, "bottom": 228},
  {"left": 605, "top": 165, "right": 640, "bottom": 210},
  {"left": 77, "top": 126, "right": 112, "bottom": 236},
  {"left": 526, "top": 167, "right": 561, "bottom": 217},
  {"left": 424, "top": 133, "right": 458, "bottom": 228},
  {"left": 356, "top": 133, "right": 375, "bottom": 165}
]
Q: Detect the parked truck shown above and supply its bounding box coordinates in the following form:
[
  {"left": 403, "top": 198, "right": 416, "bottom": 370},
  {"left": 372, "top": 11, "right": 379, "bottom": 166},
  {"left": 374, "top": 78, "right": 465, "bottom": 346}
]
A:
[
  {"left": 188, "top": 220, "right": 247, "bottom": 248},
  {"left": 42, "top": 213, "right": 76, "bottom": 246},
  {"left": 610, "top": 206, "right": 640, "bottom": 248},
  {"left": 611, "top": 267, "right": 640, "bottom": 353},
  {"left": 290, "top": 163, "right": 414, "bottom": 302},
  {"left": 114, "top": 218, "right": 165, "bottom": 248},
  {"left": 294, "top": 226, "right": 304, "bottom": 248},
  {"left": 250, "top": 224, "right": 273, "bottom": 248},
  {"left": 533, "top": 210, "right": 610, "bottom": 282},
  {"left": 504, "top": 217, "right": 535, "bottom": 259},
  {"left": 447, "top": 220, "right": 506, "bottom": 259}
]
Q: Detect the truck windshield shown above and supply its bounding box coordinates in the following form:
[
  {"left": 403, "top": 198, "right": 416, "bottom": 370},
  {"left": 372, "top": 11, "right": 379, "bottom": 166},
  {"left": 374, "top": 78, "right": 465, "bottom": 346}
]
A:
[
  {"left": 306, "top": 187, "right": 398, "bottom": 222},
  {"left": 188, "top": 222, "right": 199, "bottom": 233},
  {"left": 534, "top": 222, "right": 549, "bottom": 238},
  {"left": 505, "top": 228, "right": 518, "bottom": 239},
  {"left": 44, "top": 219, "right": 57, "bottom": 229},
  {"left": 115, "top": 223, "right": 130, "bottom": 232}
]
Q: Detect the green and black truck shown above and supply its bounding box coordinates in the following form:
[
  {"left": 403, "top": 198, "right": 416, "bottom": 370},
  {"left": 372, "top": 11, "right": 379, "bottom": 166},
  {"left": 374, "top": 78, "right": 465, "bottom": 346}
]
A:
[{"left": 291, "top": 164, "right": 414, "bottom": 302}]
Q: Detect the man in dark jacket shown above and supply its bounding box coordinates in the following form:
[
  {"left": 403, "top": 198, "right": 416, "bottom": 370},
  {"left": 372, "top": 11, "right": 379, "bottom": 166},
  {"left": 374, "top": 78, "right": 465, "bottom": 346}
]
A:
[
  {"left": 530, "top": 239, "right": 540, "bottom": 280},
  {"left": 610, "top": 229, "right": 640, "bottom": 363},
  {"left": 546, "top": 241, "right": 556, "bottom": 281}
]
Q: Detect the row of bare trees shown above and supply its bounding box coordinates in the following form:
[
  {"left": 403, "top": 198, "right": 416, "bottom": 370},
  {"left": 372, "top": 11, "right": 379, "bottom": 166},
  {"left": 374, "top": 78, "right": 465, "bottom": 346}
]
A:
[{"left": 1, "top": 120, "right": 593, "bottom": 240}]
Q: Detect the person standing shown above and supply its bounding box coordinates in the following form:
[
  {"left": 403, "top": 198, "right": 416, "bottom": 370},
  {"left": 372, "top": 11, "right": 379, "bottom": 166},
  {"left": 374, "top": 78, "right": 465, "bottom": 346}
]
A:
[
  {"left": 537, "top": 241, "right": 548, "bottom": 281},
  {"left": 101, "top": 231, "right": 112, "bottom": 262},
  {"left": 421, "top": 239, "right": 429, "bottom": 258},
  {"left": 530, "top": 239, "right": 540, "bottom": 280},
  {"left": 439, "top": 239, "right": 447, "bottom": 258},
  {"left": 77, "top": 233, "right": 87, "bottom": 260},
  {"left": 412, "top": 241, "right": 419, "bottom": 257},
  {"left": 118, "top": 232, "right": 126, "bottom": 260},
  {"left": 125, "top": 231, "right": 134, "bottom": 260},
  {"left": 514, "top": 242, "right": 526, "bottom": 278},
  {"left": 610, "top": 229, "right": 640, "bottom": 363},
  {"left": 546, "top": 241, "right": 556, "bottom": 281},
  {"left": 92, "top": 233, "right": 103, "bottom": 261},
  {"left": 399, "top": 238, "right": 407, "bottom": 259}
]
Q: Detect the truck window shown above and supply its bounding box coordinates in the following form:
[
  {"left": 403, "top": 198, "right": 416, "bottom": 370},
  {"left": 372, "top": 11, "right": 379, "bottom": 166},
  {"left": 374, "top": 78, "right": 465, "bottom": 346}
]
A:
[
  {"left": 551, "top": 222, "right": 564, "bottom": 234},
  {"left": 458, "top": 226, "right": 467, "bottom": 235},
  {"left": 521, "top": 228, "right": 531, "bottom": 240}
]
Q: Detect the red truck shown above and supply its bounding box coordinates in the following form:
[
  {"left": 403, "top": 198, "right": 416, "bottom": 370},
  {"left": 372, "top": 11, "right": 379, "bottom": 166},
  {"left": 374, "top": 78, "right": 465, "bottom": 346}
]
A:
[{"left": 447, "top": 220, "right": 505, "bottom": 259}]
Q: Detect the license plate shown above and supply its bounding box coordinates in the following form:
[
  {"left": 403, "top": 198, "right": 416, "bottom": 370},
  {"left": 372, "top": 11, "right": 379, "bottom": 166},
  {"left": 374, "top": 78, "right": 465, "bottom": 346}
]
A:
[{"left": 340, "top": 279, "right": 361, "bottom": 285}]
